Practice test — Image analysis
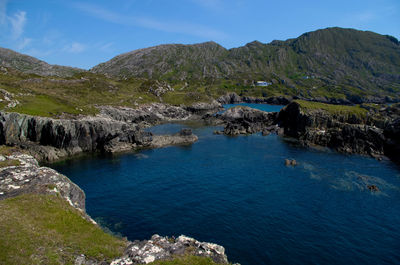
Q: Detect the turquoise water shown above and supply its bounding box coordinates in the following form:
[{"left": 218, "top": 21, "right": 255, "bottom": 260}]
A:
[
  {"left": 221, "top": 103, "right": 284, "bottom": 113},
  {"left": 51, "top": 105, "right": 400, "bottom": 265}
]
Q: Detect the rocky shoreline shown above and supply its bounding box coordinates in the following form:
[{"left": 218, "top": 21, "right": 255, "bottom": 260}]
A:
[
  {"left": 0, "top": 101, "right": 222, "bottom": 162},
  {"left": 0, "top": 151, "right": 233, "bottom": 265},
  {"left": 1, "top": 96, "right": 400, "bottom": 264}
]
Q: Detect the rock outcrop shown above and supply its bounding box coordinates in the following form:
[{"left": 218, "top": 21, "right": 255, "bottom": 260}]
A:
[
  {"left": 150, "top": 128, "right": 198, "bottom": 148},
  {"left": 218, "top": 106, "right": 278, "bottom": 135},
  {"left": 184, "top": 100, "right": 222, "bottom": 115},
  {"left": 0, "top": 153, "right": 85, "bottom": 212},
  {"left": 0, "top": 103, "right": 213, "bottom": 161},
  {"left": 111, "top": 234, "right": 229, "bottom": 265},
  {"left": 277, "top": 102, "right": 400, "bottom": 162}
]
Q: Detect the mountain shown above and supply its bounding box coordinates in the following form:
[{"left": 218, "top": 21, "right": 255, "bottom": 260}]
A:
[
  {"left": 91, "top": 27, "right": 400, "bottom": 100},
  {"left": 0, "top": 47, "right": 84, "bottom": 77}
]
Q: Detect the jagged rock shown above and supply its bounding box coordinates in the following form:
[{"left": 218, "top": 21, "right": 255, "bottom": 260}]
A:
[
  {"left": 111, "top": 234, "right": 229, "bottom": 265},
  {"left": 221, "top": 106, "right": 278, "bottom": 135},
  {"left": 0, "top": 153, "right": 86, "bottom": 212},
  {"left": 277, "top": 102, "right": 391, "bottom": 158},
  {"left": 217, "top": 93, "right": 241, "bottom": 104}
]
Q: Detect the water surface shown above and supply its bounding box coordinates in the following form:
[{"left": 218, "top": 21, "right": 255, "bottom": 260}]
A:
[{"left": 52, "top": 108, "right": 400, "bottom": 265}]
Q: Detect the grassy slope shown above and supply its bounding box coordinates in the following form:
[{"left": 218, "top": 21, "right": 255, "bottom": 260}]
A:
[
  {"left": 295, "top": 99, "right": 368, "bottom": 118},
  {"left": 0, "top": 194, "right": 127, "bottom": 265}
]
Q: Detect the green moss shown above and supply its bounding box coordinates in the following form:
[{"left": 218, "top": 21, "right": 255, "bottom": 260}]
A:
[
  {"left": 0, "top": 194, "right": 126, "bottom": 265},
  {"left": 295, "top": 100, "right": 368, "bottom": 118}
]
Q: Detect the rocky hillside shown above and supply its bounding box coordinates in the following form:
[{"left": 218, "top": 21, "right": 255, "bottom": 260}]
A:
[
  {"left": 0, "top": 47, "right": 83, "bottom": 77},
  {"left": 92, "top": 27, "right": 400, "bottom": 102}
]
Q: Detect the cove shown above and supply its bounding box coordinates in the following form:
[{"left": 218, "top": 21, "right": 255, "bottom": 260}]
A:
[{"left": 51, "top": 105, "right": 400, "bottom": 265}]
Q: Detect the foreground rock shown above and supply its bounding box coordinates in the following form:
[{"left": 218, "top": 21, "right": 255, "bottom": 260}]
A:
[
  {"left": 0, "top": 152, "right": 85, "bottom": 212},
  {"left": 0, "top": 151, "right": 236, "bottom": 265},
  {"left": 111, "top": 234, "right": 229, "bottom": 265}
]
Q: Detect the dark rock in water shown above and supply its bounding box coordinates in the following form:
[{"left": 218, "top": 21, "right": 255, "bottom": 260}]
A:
[
  {"left": 285, "top": 159, "right": 297, "bottom": 166},
  {"left": 179, "top": 128, "right": 193, "bottom": 136},
  {"left": 214, "top": 130, "right": 224, "bottom": 135},
  {"left": 367, "top": 184, "right": 380, "bottom": 192},
  {"left": 111, "top": 234, "right": 229, "bottom": 265}
]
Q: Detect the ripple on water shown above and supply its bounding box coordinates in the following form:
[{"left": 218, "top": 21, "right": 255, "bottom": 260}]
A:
[{"left": 51, "top": 116, "right": 400, "bottom": 265}]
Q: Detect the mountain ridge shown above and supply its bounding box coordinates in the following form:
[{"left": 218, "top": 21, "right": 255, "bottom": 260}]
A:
[
  {"left": 0, "top": 47, "right": 84, "bottom": 77},
  {"left": 90, "top": 27, "right": 400, "bottom": 100}
]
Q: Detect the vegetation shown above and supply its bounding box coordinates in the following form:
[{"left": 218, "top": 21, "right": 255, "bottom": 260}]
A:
[
  {"left": 295, "top": 100, "right": 368, "bottom": 118},
  {"left": 0, "top": 194, "right": 127, "bottom": 265},
  {"left": 148, "top": 255, "right": 226, "bottom": 265},
  {"left": 0, "top": 27, "right": 399, "bottom": 119}
]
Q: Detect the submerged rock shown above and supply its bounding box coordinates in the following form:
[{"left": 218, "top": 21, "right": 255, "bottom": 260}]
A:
[
  {"left": 284, "top": 159, "right": 297, "bottom": 166},
  {"left": 367, "top": 184, "right": 380, "bottom": 192},
  {"left": 111, "top": 234, "right": 229, "bottom": 265}
]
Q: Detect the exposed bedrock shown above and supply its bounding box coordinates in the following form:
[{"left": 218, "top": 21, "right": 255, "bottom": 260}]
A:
[
  {"left": 218, "top": 106, "right": 279, "bottom": 136},
  {"left": 277, "top": 102, "right": 400, "bottom": 162},
  {"left": 0, "top": 103, "right": 215, "bottom": 161},
  {"left": 0, "top": 153, "right": 86, "bottom": 212},
  {"left": 111, "top": 234, "right": 229, "bottom": 265}
]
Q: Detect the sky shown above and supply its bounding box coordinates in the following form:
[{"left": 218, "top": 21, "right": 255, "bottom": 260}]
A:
[{"left": 0, "top": 0, "right": 399, "bottom": 69}]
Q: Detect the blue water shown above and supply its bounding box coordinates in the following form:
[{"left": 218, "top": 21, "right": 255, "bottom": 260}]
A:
[
  {"left": 51, "top": 113, "right": 400, "bottom": 265},
  {"left": 222, "top": 103, "right": 284, "bottom": 112}
]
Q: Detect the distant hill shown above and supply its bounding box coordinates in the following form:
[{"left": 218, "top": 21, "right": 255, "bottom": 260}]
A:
[
  {"left": 91, "top": 27, "right": 400, "bottom": 101},
  {"left": 0, "top": 47, "right": 84, "bottom": 77}
]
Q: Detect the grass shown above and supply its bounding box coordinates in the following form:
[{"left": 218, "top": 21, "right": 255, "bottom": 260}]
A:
[
  {"left": 295, "top": 100, "right": 368, "bottom": 118},
  {"left": 0, "top": 194, "right": 127, "bottom": 265},
  {"left": 148, "top": 255, "right": 225, "bottom": 265}
]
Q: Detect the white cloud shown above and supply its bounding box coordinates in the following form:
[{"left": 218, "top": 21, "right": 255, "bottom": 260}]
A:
[
  {"left": 16, "top": 37, "right": 32, "bottom": 50},
  {"left": 72, "top": 2, "right": 228, "bottom": 40},
  {"left": 98, "top": 42, "right": 114, "bottom": 52},
  {"left": 9, "top": 10, "right": 26, "bottom": 39},
  {"left": 62, "top": 42, "right": 86, "bottom": 53}
]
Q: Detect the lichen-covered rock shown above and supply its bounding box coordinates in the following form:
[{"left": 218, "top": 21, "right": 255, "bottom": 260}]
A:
[
  {"left": 0, "top": 153, "right": 86, "bottom": 212},
  {"left": 111, "top": 234, "right": 229, "bottom": 265}
]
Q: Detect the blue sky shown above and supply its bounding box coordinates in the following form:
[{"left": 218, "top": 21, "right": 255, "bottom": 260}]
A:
[{"left": 1, "top": 0, "right": 399, "bottom": 69}]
